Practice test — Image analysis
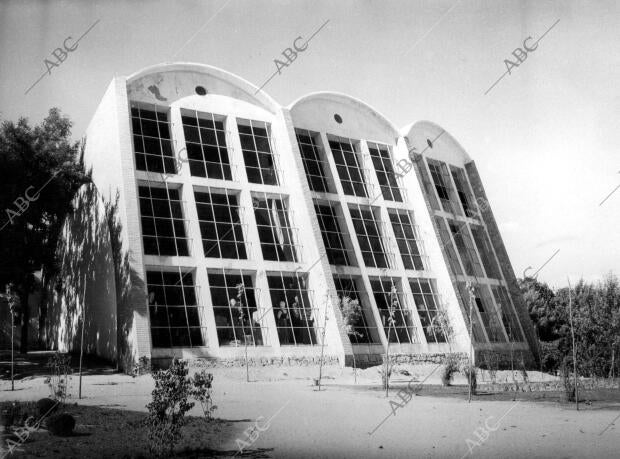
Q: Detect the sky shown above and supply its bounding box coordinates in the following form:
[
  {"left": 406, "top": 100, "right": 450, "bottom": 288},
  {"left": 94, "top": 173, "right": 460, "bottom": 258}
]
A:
[{"left": 0, "top": 0, "right": 618, "bottom": 288}]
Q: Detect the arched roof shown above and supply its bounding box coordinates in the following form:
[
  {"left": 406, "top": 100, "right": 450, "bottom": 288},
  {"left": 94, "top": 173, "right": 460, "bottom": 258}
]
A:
[{"left": 402, "top": 120, "right": 473, "bottom": 164}]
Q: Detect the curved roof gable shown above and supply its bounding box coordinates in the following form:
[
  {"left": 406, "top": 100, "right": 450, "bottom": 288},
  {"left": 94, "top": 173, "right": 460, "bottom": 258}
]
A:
[{"left": 126, "top": 63, "right": 281, "bottom": 114}]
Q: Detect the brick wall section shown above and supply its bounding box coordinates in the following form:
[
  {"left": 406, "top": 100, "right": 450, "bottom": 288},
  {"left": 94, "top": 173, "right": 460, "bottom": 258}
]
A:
[{"left": 465, "top": 161, "right": 540, "bottom": 365}]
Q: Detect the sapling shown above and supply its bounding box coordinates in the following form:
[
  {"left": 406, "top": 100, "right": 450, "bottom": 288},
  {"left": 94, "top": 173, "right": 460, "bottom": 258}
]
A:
[{"left": 339, "top": 296, "right": 363, "bottom": 383}]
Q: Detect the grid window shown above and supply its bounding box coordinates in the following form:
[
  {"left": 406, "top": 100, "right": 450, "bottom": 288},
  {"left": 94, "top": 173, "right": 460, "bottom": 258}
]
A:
[
  {"left": 147, "top": 271, "right": 205, "bottom": 347},
  {"left": 296, "top": 129, "right": 331, "bottom": 192},
  {"left": 368, "top": 142, "right": 403, "bottom": 202},
  {"left": 457, "top": 282, "right": 487, "bottom": 343},
  {"left": 491, "top": 285, "right": 525, "bottom": 342},
  {"left": 131, "top": 104, "right": 174, "bottom": 174},
  {"left": 208, "top": 271, "right": 265, "bottom": 346},
  {"left": 181, "top": 109, "right": 232, "bottom": 180},
  {"left": 139, "top": 186, "right": 189, "bottom": 256},
  {"left": 314, "top": 202, "right": 355, "bottom": 266},
  {"left": 253, "top": 195, "right": 297, "bottom": 262},
  {"left": 473, "top": 285, "right": 506, "bottom": 342},
  {"left": 329, "top": 138, "right": 368, "bottom": 197},
  {"left": 389, "top": 210, "right": 425, "bottom": 270},
  {"left": 470, "top": 225, "right": 502, "bottom": 279},
  {"left": 410, "top": 278, "right": 446, "bottom": 343},
  {"left": 267, "top": 273, "right": 320, "bottom": 345},
  {"left": 428, "top": 160, "right": 461, "bottom": 215},
  {"left": 418, "top": 159, "right": 441, "bottom": 211},
  {"left": 349, "top": 205, "right": 389, "bottom": 268},
  {"left": 195, "top": 190, "right": 246, "bottom": 259},
  {"left": 434, "top": 216, "right": 463, "bottom": 275},
  {"left": 238, "top": 119, "right": 278, "bottom": 185},
  {"left": 371, "top": 279, "right": 419, "bottom": 344},
  {"left": 333, "top": 276, "right": 379, "bottom": 344},
  {"left": 448, "top": 220, "right": 484, "bottom": 277},
  {"left": 450, "top": 166, "right": 476, "bottom": 217}
]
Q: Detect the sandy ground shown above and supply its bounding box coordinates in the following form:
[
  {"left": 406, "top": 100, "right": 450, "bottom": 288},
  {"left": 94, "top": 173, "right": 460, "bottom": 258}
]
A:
[{"left": 1, "top": 363, "right": 619, "bottom": 458}]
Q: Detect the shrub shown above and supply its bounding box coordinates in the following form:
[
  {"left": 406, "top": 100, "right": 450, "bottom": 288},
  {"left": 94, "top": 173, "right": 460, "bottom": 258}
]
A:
[
  {"left": 44, "top": 352, "right": 71, "bottom": 404},
  {"left": 561, "top": 358, "right": 576, "bottom": 402},
  {"left": 462, "top": 365, "right": 477, "bottom": 395},
  {"left": 441, "top": 354, "right": 460, "bottom": 386},
  {"left": 47, "top": 413, "right": 75, "bottom": 436},
  {"left": 191, "top": 371, "right": 217, "bottom": 421},
  {"left": 145, "top": 359, "right": 195, "bottom": 456}
]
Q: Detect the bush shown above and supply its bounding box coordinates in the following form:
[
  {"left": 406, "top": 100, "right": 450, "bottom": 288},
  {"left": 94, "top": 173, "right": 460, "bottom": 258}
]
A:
[
  {"left": 44, "top": 352, "right": 71, "bottom": 404},
  {"left": 462, "top": 365, "right": 477, "bottom": 395},
  {"left": 441, "top": 355, "right": 460, "bottom": 386},
  {"left": 145, "top": 359, "right": 195, "bottom": 456},
  {"left": 191, "top": 371, "right": 217, "bottom": 421},
  {"left": 561, "top": 358, "right": 576, "bottom": 402},
  {"left": 47, "top": 413, "right": 75, "bottom": 436}
]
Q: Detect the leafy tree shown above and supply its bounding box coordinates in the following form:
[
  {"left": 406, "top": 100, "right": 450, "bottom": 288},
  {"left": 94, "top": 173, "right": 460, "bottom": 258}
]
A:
[{"left": 0, "top": 108, "right": 88, "bottom": 352}]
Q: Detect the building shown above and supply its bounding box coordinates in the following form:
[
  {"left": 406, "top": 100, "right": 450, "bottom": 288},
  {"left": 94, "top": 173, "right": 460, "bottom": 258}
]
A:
[{"left": 45, "top": 62, "right": 538, "bottom": 369}]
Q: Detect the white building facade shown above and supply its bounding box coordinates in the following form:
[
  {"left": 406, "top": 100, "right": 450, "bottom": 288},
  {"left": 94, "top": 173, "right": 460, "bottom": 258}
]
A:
[{"left": 49, "top": 63, "right": 538, "bottom": 369}]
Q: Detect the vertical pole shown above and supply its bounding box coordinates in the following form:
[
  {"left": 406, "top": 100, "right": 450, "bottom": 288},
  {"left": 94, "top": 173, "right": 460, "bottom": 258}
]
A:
[
  {"left": 567, "top": 277, "right": 578, "bottom": 410},
  {"left": 78, "top": 273, "right": 87, "bottom": 399},
  {"left": 11, "top": 310, "right": 14, "bottom": 391},
  {"left": 467, "top": 283, "right": 474, "bottom": 403},
  {"left": 318, "top": 294, "right": 329, "bottom": 391}
]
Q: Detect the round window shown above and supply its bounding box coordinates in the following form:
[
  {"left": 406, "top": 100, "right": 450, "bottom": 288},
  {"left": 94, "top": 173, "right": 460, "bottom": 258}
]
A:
[
  {"left": 334, "top": 114, "right": 343, "bottom": 124},
  {"left": 195, "top": 86, "right": 207, "bottom": 96}
]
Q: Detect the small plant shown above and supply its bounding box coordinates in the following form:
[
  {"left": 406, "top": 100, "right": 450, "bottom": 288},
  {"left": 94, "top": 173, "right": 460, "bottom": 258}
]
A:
[
  {"left": 340, "top": 296, "right": 363, "bottom": 383},
  {"left": 145, "top": 359, "right": 217, "bottom": 456},
  {"left": 191, "top": 370, "right": 217, "bottom": 421},
  {"left": 44, "top": 352, "right": 71, "bottom": 405},
  {"left": 519, "top": 353, "right": 529, "bottom": 384},
  {"left": 462, "top": 364, "right": 477, "bottom": 395},
  {"left": 441, "top": 354, "right": 460, "bottom": 386},
  {"left": 132, "top": 356, "right": 151, "bottom": 377},
  {"left": 379, "top": 357, "right": 393, "bottom": 390},
  {"left": 145, "top": 359, "right": 195, "bottom": 456},
  {"left": 561, "top": 357, "right": 576, "bottom": 402}
]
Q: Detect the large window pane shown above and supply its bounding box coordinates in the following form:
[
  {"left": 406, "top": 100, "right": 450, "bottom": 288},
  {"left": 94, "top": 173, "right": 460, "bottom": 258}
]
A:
[
  {"left": 410, "top": 278, "right": 446, "bottom": 343},
  {"left": 267, "top": 273, "right": 319, "bottom": 345},
  {"left": 131, "top": 104, "right": 175, "bottom": 174},
  {"left": 139, "top": 186, "right": 189, "bottom": 256},
  {"left": 253, "top": 195, "right": 297, "bottom": 262},
  {"left": 491, "top": 285, "right": 525, "bottom": 342},
  {"left": 238, "top": 119, "right": 278, "bottom": 185},
  {"left": 314, "top": 202, "right": 355, "bottom": 266},
  {"left": 470, "top": 224, "right": 502, "bottom": 279},
  {"left": 371, "top": 279, "right": 419, "bottom": 344},
  {"left": 296, "top": 129, "right": 331, "bottom": 192},
  {"left": 389, "top": 210, "right": 425, "bottom": 270},
  {"left": 329, "top": 138, "right": 368, "bottom": 197},
  {"left": 368, "top": 142, "right": 402, "bottom": 202},
  {"left": 208, "top": 271, "right": 265, "bottom": 346},
  {"left": 195, "top": 190, "right": 246, "bottom": 259},
  {"left": 181, "top": 109, "right": 232, "bottom": 180},
  {"left": 349, "top": 205, "right": 389, "bottom": 268},
  {"left": 333, "top": 276, "right": 379, "bottom": 344},
  {"left": 147, "top": 270, "right": 205, "bottom": 348}
]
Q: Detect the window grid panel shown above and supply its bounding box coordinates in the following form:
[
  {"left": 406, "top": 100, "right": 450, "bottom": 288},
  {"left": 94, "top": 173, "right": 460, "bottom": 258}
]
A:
[
  {"left": 434, "top": 216, "right": 463, "bottom": 275},
  {"left": 470, "top": 224, "right": 502, "bottom": 279},
  {"left": 314, "top": 202, "right": 356, "bottom": 266},
  {"left": 131, "top": 103, "right": 175, "bottom": 175},
  {"left": 207, "top": 270, "right": 267, "bottom": 347},
  {"left": 370, "top": 278, "right": 420, "bottom": 344},
  {"left": 333, "top": 275, "right": 379, "bottom": 344},
  {"left": 238, "top": 119, "right": 279, "bottom": 186},
  {"left": 195, "top": 189, "right": 248, "bottom": 260},
  {"left": 147, "top": 270, "right": 206, "bottom": 348},
  {"left": 388, "top": 210, "right": 427, "bottom": 271},
  {"left": 419, "top": 158, "right": 441, "bottom": 211},
  {"left": 329, "top": 137, "right": 369, "bottom": 198},
  {"left": 296, "top": 129, "right": 331, "bottom": 193},
  {"left": 139, "top": 185, "right": 190, "bottom": 257},
  {"left": 409, "top": 278, "right": 447, "bottom": 344},
  {"left": 491, "top": 285, "right": 525, "bottom": 342},
  {"left": 267, "top": 272, "right": 321, "bottom": 346},
  {"left": 450, "top": 166, "right": 477, "bottom": 218},
  {"left": 181, "top": 109, "right": 233, "bottom": 181},
  {"left": 349, "top": 205, "right": 392, "bottom": 269},
  {"left": 252, "top": 193, "right": 300, "bottom": 262},
  {"left": 474, "top": 284, "right": 507, "bottom": 342},
  {"left": 368, "top": 142, "right": 403, "bottom": 202},
  {"left": 448, "top": 220, "right": 485, "bottom": 277},
  {"left": 456, "top": 281, "right": 487, "bottom": 343},
  {"left": 428, "top": 160, "right": 461, "bottom": 215}
]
